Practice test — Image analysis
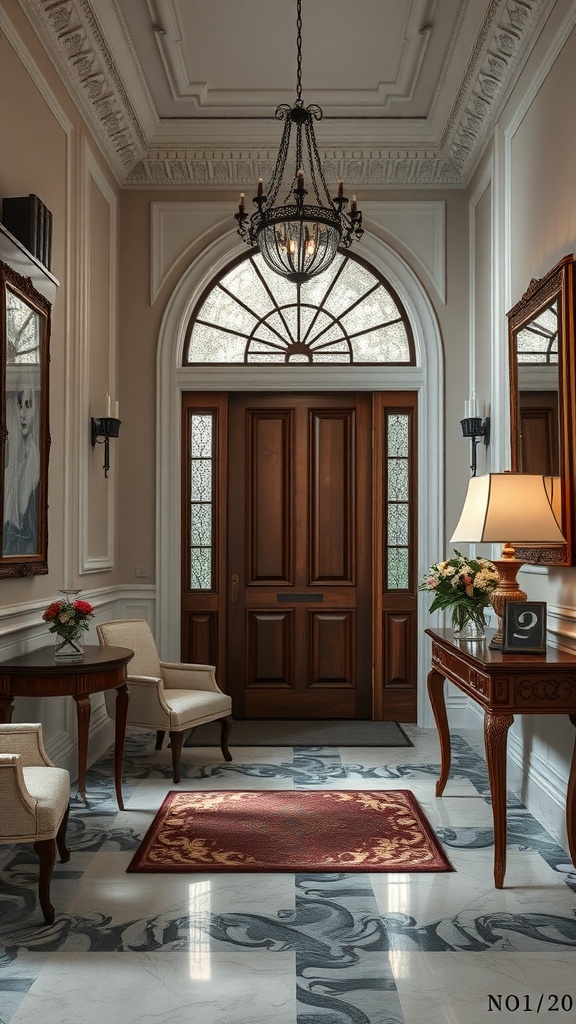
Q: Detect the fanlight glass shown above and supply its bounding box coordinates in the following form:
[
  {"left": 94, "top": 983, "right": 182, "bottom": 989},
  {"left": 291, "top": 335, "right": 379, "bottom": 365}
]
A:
[{"left": 185, "top": 251, "right": 415, "bottom": 366}]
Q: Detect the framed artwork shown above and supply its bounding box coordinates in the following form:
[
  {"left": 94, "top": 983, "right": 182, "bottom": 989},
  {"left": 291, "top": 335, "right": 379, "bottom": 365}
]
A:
[
  {"left": 0, "top": 259, "right": 50, "bottom": 577},
  {"left": 502, "top": 601, "right": 547, "bottom": 654}
]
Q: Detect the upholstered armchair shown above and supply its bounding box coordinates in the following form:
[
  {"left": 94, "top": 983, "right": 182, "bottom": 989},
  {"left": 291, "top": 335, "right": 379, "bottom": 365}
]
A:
[
  {"left": 0, "top": 723, "right": 70, "bottom": 925},
  {"left": 96, "top": 619, "right": 233, "bottom": 782}
]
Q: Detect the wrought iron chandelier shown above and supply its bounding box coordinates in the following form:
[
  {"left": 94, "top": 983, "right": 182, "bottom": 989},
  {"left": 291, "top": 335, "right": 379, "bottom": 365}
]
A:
[{"left": 234, "top": 0, "right": 363, "bottom": 284}]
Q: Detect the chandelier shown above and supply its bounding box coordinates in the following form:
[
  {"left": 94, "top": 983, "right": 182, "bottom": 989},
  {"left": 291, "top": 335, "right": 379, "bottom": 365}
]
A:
[{"left": 234, "top": 0, "right": 363, "bottom": 284}]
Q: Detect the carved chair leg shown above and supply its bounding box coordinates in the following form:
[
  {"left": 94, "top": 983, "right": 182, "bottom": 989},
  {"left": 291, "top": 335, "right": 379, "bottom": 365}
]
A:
[
  {"left": 155, "top": 730, "right": 165, "bottom": 750},
  {"left": 33, "top": 838, "right": 56, "bottom": 926},
  {"left": 220, "top": 716, "right": 233, "bottom": 762},
  {"left": 169, "top": 730, "right": 184, "bottom": 783},
  {"left": 56, "top": 805, "right": 71, "bottom": 863}
]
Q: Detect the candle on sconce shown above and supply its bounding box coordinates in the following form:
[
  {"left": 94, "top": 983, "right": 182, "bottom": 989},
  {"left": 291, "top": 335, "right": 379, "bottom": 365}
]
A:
[
  {"left": 297, "top": 168, "right": 305, "bottom": 189},
  {"left": 239, "top": 192, "right": 245, "bottom": 210},
  {"left": 106, "top": 392, "right": 111, "bottom": 417},
  {"left": 257, "top": 178, "right": 263, "bottom": 197},
  {"left": 337, "top": 179, "right": 344, "bottom": 198},
  {"left": 113, "top": 400, "right": 119, "bottom": 419},
  {"left": 351, "top": 194, "right": 357, "bottom": 213}
]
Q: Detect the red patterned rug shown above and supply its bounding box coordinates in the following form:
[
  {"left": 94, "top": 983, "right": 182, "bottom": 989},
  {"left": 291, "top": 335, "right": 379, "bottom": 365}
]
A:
[{"left": 127, "top": 790, "right": 453, "bottom": 873}]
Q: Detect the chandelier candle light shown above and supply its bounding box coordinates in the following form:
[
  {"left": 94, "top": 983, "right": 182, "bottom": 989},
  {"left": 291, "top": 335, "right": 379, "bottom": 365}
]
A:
[
  {"left": 234, "top": 0, "right": 363, "bottom": 283},
  {"left": 450, "top": 473, "right": 566, "bottom": 649}
]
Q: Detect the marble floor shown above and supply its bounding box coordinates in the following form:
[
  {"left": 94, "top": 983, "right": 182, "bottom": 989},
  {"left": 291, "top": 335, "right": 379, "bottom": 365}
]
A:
[{"left": 1, "top": 726, "right": 576, "bottom": 1024}]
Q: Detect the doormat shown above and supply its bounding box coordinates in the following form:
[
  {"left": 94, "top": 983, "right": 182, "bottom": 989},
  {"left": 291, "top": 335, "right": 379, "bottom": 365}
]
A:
[
  {"left": 127, "top": 789, "right": 452, "bottom": 874},
  {"left": 184, "top": 719, "right": 412, "bottom": 748}
]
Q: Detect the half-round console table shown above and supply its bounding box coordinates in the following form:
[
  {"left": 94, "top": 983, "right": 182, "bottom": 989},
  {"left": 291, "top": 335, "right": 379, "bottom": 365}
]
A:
[{"left": 0, "top": 645, "right": 133, "bottom": 808}]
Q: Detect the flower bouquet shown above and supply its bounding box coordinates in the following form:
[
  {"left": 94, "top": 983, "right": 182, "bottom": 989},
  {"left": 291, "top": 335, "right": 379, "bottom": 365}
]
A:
[
  {"left": 42, "top": 592, "right": 95, "bottom": 660},
  {"left": 419, "top": 549, "right": 500, "bottom": 638}
]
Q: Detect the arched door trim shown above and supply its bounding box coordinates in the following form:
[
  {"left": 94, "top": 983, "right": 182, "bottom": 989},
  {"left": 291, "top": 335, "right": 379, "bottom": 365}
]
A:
[{"left": 156, "top": 229, "right": 444, "bottom": 726}]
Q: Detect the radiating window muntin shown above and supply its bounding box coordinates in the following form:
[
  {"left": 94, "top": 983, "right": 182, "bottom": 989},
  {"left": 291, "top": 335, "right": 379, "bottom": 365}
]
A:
[
  {"left": 7, "top": 287, "right": 42, "bottom": 364},
  {"left": 185, "top": 251, "right": 415, "bottom": 366},
  {"left": 516, "top": 300, "right": 558, "bottom": 364},
  {"left": 386, "top": 413, "right": 410, "bottom": 590},
  {"left": 189, "top": 413, "right": 215, "bottom": 591}
]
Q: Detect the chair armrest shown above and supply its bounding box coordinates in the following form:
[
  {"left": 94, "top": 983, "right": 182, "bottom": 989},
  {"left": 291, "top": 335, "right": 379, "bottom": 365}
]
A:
[
  {"left": 0, "top": 754, "right": 39, "bottom": 832},
  {"left": 0, "top": 723, "right": 52, "bottom": 767},
  {"left": 125, "top": 678, "right": 172, "bottom": 719},
  {"left": 160, "top": 662, "right": 222, "bottom": 692}
]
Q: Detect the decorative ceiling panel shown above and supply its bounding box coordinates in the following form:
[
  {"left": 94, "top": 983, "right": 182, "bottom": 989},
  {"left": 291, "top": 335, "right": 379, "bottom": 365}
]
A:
[{"left": 21, "top": 0, "right": 550, "bottom": 187}]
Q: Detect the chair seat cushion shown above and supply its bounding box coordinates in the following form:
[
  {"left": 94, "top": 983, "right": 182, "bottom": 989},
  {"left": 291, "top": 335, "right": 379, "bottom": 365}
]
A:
[
  {"left": 163, "top": 689, "right": 231, "bottom": 729},
  {"left": 22, "top": 766, "right": 70, "bottom": 835}
]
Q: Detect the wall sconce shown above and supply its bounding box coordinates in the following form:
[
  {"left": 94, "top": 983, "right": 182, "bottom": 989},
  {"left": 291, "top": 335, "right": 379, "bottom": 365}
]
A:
[
  {"left": 91, "top": 416, "right": 121, "bottom": 477},
  {"left": 460, "top": 415, "right": 490, "bottom": 476}
]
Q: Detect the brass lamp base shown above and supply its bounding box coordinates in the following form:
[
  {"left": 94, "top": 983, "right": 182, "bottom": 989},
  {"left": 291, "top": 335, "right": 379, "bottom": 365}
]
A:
[{"left": 489, "top": 555, "right": 527, "bottom": 650}]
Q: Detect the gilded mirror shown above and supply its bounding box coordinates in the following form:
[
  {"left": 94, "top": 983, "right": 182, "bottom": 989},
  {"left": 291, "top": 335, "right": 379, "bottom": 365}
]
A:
[{"left": 508, "top": 254, "right": 576, "bottom": 565}]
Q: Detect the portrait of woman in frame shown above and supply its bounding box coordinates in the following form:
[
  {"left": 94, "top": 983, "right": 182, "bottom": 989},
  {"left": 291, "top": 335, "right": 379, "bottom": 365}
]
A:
[{"left": 0, "top": 259, "right": 50, "bottom": 577}]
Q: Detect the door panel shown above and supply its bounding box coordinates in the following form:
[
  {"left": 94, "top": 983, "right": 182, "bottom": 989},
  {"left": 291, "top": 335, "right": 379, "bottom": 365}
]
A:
[{"left": 228, "top": 393, "right": 371, "bottom": 719}]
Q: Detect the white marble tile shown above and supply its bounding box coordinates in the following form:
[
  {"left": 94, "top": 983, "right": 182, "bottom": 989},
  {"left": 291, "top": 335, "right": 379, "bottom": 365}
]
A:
[
  {"left": 370, "top": 849, "right": 575, "bottom": 930},
  {"left": 66, "top": 850, "right": 295, "bottom": 921},
  {"left": 392, "top": 951, "right": 576, "bottom": 1024},
  {"left": 9, "top": 952, "right": 296, "bottom": 1024}
]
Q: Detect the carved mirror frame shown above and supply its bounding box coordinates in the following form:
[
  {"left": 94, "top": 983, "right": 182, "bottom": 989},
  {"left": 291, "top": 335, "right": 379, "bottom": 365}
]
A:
[
  {"left": 0, "top": 259, "right": 51, "bottom": 576},
  {"left": 508, "top": 254, "right": 576, "bottom": 566}
]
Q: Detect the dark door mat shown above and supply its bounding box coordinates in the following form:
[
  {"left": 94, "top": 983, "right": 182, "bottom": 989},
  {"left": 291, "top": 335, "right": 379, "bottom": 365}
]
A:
[{"left": 184, "top": 719, "right": 413, "bottom": 748}]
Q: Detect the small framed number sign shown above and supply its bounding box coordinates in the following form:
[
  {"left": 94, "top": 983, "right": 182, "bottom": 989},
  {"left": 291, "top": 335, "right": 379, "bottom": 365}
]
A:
[{"left": 502, "top": 602, "right": 547, "bottom": 654}]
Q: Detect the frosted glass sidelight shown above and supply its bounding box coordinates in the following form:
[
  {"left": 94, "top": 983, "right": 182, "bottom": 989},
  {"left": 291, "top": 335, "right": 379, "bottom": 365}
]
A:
[
  {"left": 189, "top": 413, "right": 214, "bottom": 591},
  {"left": 386, "top": 413, "right": 410, "bottom": 591}
]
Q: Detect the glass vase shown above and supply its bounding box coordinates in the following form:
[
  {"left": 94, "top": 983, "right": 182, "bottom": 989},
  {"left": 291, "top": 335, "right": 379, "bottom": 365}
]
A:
[
  {"left": 54, "top": 631, "right": 85, "bottom": 661},
  {"left": 451, "top": 605, "right": 486, "bottom": 641}
]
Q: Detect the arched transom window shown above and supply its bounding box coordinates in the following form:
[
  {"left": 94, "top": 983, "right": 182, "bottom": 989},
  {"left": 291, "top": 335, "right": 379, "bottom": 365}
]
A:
[{"left": 184, "top": 250, "right": 415, "bottom": 365}]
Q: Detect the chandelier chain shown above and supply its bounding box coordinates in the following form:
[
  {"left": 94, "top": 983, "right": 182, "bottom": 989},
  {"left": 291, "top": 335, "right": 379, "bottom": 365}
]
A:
[
  {"left": 233, "top": 0, "right": 363, "bottom": 282},
  {"left": 295, "top": 0, "right": 303, "bottom": 105}
]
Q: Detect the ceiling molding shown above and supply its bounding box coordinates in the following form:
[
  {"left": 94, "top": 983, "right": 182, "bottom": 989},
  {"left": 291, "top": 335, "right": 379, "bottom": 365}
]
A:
[{"left": 22, "top": 0, "right": 548, "bottom": 189}]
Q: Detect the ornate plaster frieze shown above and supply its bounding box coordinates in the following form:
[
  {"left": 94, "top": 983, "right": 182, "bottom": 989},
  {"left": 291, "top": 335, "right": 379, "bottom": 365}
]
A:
[
  {"left": 20, "top": 0, "right": 548, "bottom": 188},
  {"left": 444, "top": 0, "right": 547, "bottom": 174},
  {"left": 125, "top": 150, "right": 463, "bottom": 188}
]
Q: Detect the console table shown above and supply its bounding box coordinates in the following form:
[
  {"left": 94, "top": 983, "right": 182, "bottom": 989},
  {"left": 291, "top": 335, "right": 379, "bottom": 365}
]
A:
[
  {"left": 0, "top": 645, "right": 133, "bottom": 809},
  {"left": 425, "top": 627, "right": 576, "bottom": 887}
]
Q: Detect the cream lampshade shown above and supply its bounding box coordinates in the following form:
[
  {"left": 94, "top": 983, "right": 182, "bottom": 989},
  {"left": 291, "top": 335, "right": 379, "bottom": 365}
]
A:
[{"left": 450, "top": 473, "right": 565, "bottom": 649}]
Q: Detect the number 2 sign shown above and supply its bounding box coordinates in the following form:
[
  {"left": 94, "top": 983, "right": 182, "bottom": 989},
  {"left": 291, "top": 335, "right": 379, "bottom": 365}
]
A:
[{"left": 502, "top": 602, "right": 547, "bottom": 654}]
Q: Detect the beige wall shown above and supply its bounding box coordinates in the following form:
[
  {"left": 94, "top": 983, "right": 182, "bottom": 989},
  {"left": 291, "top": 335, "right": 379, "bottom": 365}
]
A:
[{"left": 0, "top": 1, "right": 121, "bottom": 609}]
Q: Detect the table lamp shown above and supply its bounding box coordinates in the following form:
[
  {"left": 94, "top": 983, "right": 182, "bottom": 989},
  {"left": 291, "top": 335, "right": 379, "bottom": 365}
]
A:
[{"left": 450, "top": 473, "right": 565, "bottom": 649}]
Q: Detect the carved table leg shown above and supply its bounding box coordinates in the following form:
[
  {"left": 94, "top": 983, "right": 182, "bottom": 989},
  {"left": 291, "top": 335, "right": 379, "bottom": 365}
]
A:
[
  {"left": 427, "top": 668, "right": 451, "bottom": 796},
  {"left": 73, "top": 694, "right": 91, "bottom": 804},
  {"left": 114, "top": 683, "right": 129, "bottom": 811},
  {"left": 567, "top": 715, "right": 576, "bottom": 869},
  {"left": 484, "top": 711, "right": 514, "bottom": 888}
]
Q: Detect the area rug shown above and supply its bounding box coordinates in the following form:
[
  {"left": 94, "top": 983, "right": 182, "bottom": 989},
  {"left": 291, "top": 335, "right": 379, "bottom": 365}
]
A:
[
  {"left": 183, "top": 719, "right": 412, "bottom": 747},
  {"left": 127, "top": 790, "right": 452, "bottom": 874}
]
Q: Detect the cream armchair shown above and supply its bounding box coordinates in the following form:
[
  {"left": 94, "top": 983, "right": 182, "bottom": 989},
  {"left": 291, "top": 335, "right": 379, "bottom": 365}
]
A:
[
  {"left": 97, "top": 619, "right": 233, "bottom": 782},
  {"left": 0, "top": 723, "right": 70, "bottom": 925}
]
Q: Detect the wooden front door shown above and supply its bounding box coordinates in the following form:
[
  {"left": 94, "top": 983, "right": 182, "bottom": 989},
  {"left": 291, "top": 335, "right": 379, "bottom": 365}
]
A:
[
  {"left": 181, "top": 391, "right": 418, "bottom": 721},
  {"left": 227, "top": 393, "right": 372, "bottom": 718}
]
